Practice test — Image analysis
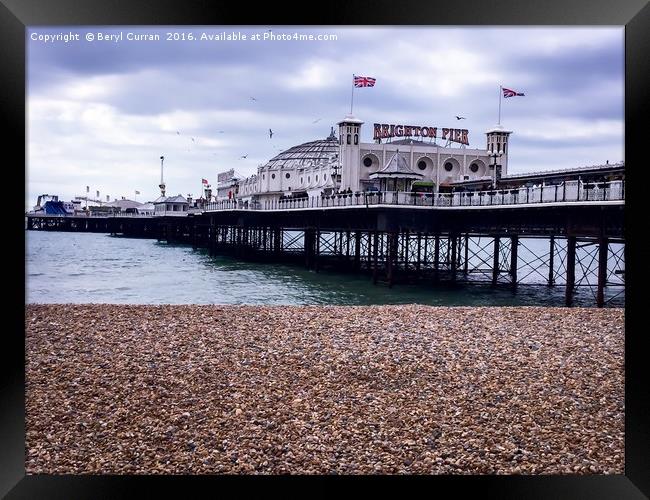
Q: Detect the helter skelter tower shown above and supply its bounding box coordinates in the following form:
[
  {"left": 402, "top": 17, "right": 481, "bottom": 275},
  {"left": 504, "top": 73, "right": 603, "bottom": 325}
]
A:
[{"left": 159, "top": 155, "right": 166, "bottom": 197}]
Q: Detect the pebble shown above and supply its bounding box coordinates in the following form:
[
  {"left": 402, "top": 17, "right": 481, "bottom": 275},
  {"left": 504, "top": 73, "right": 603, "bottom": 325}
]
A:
[{"left": 25, "top": 304, "right": 624, "bottom": 475}]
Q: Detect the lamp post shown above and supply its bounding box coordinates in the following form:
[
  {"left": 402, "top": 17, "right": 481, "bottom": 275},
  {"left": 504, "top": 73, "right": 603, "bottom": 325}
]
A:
[
  {"left": 331, "top": 164, "right": 341, "bottom": 192},
  {"left": 488, "top": 150, "right": 503, "bottom": 189},
  {"left": 159, "top": 155, "right": 166, "bottom": 197}
]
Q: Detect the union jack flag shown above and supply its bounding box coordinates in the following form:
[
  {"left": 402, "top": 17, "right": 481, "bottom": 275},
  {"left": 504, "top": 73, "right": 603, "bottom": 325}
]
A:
[
  {"left": 502, "top": 87, "right": 525, "bottom": 98},
  {"left": 354, "top": 75, "right": 376, "bottom": 87},
  {"left": 202, "top": 178, "right": 209, "bottom": 185}
]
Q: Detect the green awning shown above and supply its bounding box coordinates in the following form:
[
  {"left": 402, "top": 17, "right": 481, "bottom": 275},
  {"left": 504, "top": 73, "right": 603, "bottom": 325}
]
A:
[{"left": 411, "top": 181, "right": 435, "bottom": 187}]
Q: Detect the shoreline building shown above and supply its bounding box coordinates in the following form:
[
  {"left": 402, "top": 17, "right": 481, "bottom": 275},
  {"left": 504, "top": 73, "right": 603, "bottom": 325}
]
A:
[{"left": 228, "top": 116, "right": 511, "bottom": 206}]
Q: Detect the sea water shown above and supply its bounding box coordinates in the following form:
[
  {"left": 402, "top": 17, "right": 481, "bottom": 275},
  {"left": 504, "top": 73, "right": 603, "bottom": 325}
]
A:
[{"left": 25, "top": 231, "right": 624, "bottom": 307}]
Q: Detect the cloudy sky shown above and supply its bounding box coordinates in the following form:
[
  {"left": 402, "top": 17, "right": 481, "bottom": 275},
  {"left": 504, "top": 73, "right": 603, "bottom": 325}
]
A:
[{"left": 27, "top": 26, "right": 623, "bottom": 208}]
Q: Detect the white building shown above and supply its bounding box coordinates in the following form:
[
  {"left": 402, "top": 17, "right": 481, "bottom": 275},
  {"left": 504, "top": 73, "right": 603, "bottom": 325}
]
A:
[
  {"left": 104, "top": 198, "right": 143, "bottom": 212},
  {"left": 231, "top": 116, "right": 511, "bottom": 205},
  {"left": 153, "top": 195, "right": 189, "bottom": 216},
  {"left": 137, "top": 203, "right": 155, "bottom": 216},
  {"left": 215, "top": 169, "right": 239, "bottom": 201}
]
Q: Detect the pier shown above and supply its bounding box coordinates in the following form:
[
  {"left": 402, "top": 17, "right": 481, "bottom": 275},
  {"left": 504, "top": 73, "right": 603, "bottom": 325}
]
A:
[{"left": 26, "top": 181, "right": 625, "bottom": 307}]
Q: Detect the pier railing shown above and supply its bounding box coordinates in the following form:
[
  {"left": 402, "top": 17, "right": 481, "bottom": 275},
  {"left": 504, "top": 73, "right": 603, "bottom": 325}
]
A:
[{"left": 203, "top": 180, "right": 624, "bottom": 212}]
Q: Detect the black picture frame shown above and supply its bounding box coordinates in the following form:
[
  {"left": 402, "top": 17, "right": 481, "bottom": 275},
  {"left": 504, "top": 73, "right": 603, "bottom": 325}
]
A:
[{"left": 3, "top": 0, "right": 648, "bottom": 497}]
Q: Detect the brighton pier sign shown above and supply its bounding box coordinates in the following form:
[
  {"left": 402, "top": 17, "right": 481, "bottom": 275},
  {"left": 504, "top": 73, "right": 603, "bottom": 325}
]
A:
[{"left": 373, "top": 123, "right": 469, "bottom": 146}]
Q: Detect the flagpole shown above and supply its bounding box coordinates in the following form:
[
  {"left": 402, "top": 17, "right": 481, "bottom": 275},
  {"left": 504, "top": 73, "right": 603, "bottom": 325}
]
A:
[
  {"left": 498, "top": 85, "right": 502, "bottom": 125},
  {"left": 350, "top": 74, "right": 355, "bottom": 115}
]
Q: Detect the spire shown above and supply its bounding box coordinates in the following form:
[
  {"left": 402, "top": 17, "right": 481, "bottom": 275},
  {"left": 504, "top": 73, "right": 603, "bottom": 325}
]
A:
[{"left": 328, "top": 126, "right": 336, "bottom": 140}]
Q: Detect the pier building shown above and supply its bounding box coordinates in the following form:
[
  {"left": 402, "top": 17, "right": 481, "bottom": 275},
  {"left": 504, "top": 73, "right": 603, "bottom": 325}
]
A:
[
  {"left": 232, "top": 116, "right": 510, "bottom": 206},
  {"left": 153, "top": 195, "right": 189, "bottom": 216}
]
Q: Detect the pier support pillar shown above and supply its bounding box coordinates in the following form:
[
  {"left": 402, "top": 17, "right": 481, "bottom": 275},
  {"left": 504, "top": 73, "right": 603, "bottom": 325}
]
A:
[
  {"left": 463, "top": 234, "right": 469, "bottom": 275},
  {"left": 510, "top": 235, "right": 518, "bottom": 287},
  {"left": 423, "top": 235, "right": 428, "bottom": 268},
  {"left": 372, "top": 232, "right": 379, "bottom": 284},
  {"left": 565, "top": 236, "right": 576, "bottom": 306},
  {"left": 346, "top": 231, "right": 351, "bottom": 263},
  {"left": 548, "top": 236, "right": 555, "bottom": 286},
  {"left": 354, "top": 231, "right": 361, "bottom": 271},
  {"left": 597, "top": 237, "right": 609, "bottom": 307},
  {"left": 273, "top": 228, "right": 282, "bottom": 256},
  {"left": 304, "top": 228, "right": 315, "bottom": 269},
  {"left": 433, "top": 235, "right": 440, "bottom": 283},
  {"left": 492, "top": 236, "right": 500, "bottom": 286},
  {"left": 387, "top": 232, "right": 398, "bottom": 288},
  {"left": 416, "top": 233, "right": 422, "bottom": 274},
  {"left": 404, "top": 230, "right": 410, "bottom": 274},
  {"left": 450, "top": 233, "right": 457, "bottom": 283},
  {"left": 314, "top": 229, "right": 320, "bottom": 273}
]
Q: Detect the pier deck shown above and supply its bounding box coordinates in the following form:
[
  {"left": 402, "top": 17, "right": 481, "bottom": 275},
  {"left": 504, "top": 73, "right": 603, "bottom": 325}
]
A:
[{"left": 26, "top": 192, "right": 625, "bottom": 307}]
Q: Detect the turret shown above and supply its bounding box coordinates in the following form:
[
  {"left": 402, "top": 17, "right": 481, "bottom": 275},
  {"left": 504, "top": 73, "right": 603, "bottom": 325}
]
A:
[
  {"left": 485, "top": 125, "right": 512, "bottom": 177},
  {"left": 338, "top": 115, "right": 364, "bottom": 191}
]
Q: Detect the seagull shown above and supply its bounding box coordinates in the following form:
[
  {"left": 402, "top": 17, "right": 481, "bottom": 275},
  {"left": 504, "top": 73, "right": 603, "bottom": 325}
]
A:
[
  {"left": 240, "top": 154, "right": 248, "bottom": 159},
  {"left": 176, "top": 131, "right": 180, "bottom": 135},
  {"left": 455, "top": 116, "right": 466, "bottom": 120},
  {"left": 312, "top": 118, "right": 322, "bottom": 124},
  {"left": 249, "top": 97, "right": 257, "bottom": 102},
  {"left": 269, "top": 129, "right": 273, "bottom": 139},
  {"left": 218, "top": 131, "right": 225, "bottom": 134},
  {"left": 191, "top": 137, "right": 195, "bottom": 142}
]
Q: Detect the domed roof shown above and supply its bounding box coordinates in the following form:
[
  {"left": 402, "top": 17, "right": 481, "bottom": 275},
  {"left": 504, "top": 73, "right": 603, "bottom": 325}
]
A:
[{"left": 264, "top": 133, "right": 339, "bottom": 170}]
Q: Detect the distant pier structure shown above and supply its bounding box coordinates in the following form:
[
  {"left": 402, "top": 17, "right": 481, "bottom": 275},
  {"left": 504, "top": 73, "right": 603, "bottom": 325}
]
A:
[
  {"left": 26, "top": 115, "right": 626, "bottom": 306},
  {"left": 27, "top": 164, "right": 625, "bottom": 308}
]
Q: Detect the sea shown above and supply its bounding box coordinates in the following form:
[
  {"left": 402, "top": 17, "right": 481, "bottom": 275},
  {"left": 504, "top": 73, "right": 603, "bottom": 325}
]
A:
[{"left": 25, "top": 231, "right": 624, "bottom": 307}]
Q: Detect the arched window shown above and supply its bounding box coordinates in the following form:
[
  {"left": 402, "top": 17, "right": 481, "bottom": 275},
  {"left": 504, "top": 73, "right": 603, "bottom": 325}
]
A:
[
  {"left": 503, "top": 143, "right": 506, "bottom": 154},
  {"left": 347, "top": 134, "right": 351, "bottom": 145},
  {"left": 316, "top": 175, "right": 319, "bottom": 182},
  {"left": 285, "top": 173, "right": 290, "bottom": 179},
  {"left": 271, "top": 173, "right": 276, "bottom": 179},
  {"left": 354, "top": 134, "right": 358, "bottom": 145}
]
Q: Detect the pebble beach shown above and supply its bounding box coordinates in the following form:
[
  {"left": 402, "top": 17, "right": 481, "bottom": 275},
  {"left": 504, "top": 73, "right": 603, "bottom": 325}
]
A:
[{"left": 25, "top": 304, "right": 624, "bottom": 475}]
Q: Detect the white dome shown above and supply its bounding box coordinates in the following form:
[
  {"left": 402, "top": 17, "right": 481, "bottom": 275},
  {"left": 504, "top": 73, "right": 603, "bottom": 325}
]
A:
[{"left": 264, "top": 136, "right": 339, "bottom": 170}]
